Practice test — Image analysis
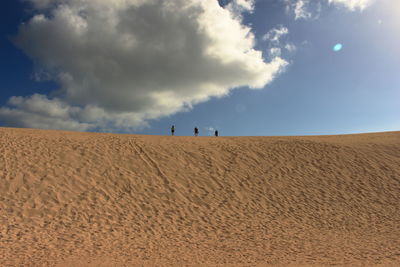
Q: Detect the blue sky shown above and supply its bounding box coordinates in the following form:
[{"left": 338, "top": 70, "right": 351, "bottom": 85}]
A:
[{"left": 0, "top": 0, "right": 399, "bottom": 136}]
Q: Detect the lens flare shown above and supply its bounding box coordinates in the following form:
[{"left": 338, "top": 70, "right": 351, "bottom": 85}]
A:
[{"left": 333, "top": 43, "right": 343, "bottom": 52}]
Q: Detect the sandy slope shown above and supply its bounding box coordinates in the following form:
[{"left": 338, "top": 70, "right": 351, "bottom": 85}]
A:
[{"left": 0, "top": 127, "right": 399, "bottom": 267}]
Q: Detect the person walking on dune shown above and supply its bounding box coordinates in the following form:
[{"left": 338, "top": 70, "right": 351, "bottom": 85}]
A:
[
  {"left": 171, "top": 125, "right": 175, "bottom": 136},
  {"left": 215, "top": 130, "right": 218, "bottom": 137},
  {"left": 194, "top": 127, "right": 199, "bottom": 136}
]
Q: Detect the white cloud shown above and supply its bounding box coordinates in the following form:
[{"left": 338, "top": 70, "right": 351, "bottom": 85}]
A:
[
  {"left": 328, "top": 0, "right": 375, "bottom": 11},
  {"left": 263, "top": 26, "right": 294, "bottom": 58},
  {"left": 285, "top": 0, "right": 372, "bottom": 20},
  {"left": 284, "top": 0, "right": 314, "bottom": 20},
  {"left": 263, "top": 26, "right": 289, "bottom": 43},
  {"left": 205, "top": 126, "right": 216, "bottom": 135},
  {"left": 269, "top": 48, "right": 282, "bottom": 57},
  {"left": 0, "top": 94, "right": 92, "bottom": 131},
  {"left": 227, "top": 0, "right": 255, "bottom": 16},
  {"left": 25, "top": 0, "right": 52, "bottom": 9},
  {"left": 1, "top": 0, "right": 288, "bottom": 132},
  {"left": 285, "top": 43, "right": 297, "bottom": 52},
  {"left": 294, "top": 0, "right": 312, "bottom": 20}
]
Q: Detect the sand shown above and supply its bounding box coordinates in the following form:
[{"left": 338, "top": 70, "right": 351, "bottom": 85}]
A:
[{"left": 0, "top": 127, "right": 399, "bottom": 267}]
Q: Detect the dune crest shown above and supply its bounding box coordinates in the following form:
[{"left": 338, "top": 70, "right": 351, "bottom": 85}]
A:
[{"left": 0, "top": 127, "right": 399, "bottom": 266}]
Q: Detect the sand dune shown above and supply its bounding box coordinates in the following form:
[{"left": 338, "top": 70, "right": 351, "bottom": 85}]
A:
[{"left": 0, "top": 127, "right": 399, "bottom": 267}]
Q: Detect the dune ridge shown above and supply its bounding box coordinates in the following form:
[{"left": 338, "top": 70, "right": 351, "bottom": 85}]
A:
[{"left": 0, "top": 127, "right": 399, "bottom": 266}]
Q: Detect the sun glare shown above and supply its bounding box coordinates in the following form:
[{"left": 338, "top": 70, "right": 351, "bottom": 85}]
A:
[{"left": 333, "top": 43, "right": 343, "bottom": 52}]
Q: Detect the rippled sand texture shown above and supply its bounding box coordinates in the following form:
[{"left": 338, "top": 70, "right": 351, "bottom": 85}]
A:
[{"left": 0, "top": 127, "right": 399, "bottom": 267}]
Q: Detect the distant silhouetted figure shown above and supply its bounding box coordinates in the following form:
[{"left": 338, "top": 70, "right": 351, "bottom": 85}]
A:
[
  {"left": 194, "top": 127, "right": 199, "bottom": 136},
  {"left": 215, "top": 130, "right": 218, "bottom": 137},
  {"left": 171, "top": 125, "right": 175, "bottom": 136}
]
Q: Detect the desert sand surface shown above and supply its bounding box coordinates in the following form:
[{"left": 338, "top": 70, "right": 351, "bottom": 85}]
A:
[{"left": 0, "top": 127, "right": 399, "bottom": 267}]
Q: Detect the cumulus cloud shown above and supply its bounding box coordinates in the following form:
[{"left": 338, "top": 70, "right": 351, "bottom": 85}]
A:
[
  {"left": 285, "top": 0, "right": 373, "bottom": 20},
  {"left": 262, "top": 26, "right": 294, "bottom": 58},
  {"left": 25, "top": 0, "right": 52, "bottom": 9},
  {"left": 0, "top": 94, "right": 92, "bottom": 131},
  {"left": 285, "top": 43, "right": 297, "bottom": 53},
  {"left": 284, "top": 0, "right": 316, "bottom": 20},
  {"left": 205, "top": 126, "right": 216, "bottom": 136},
  {"left": 226, "top": 0, "right": 255, "bottom": 16},
  {"left": 269, "top": 48, "right": 282, "bottom": 57},
  {"left": 1, "top": 0, "right": 287, "bottom": 132},
  {"left": 294, "top": 0, "right": 312, "bottom": 20},
  {"left": 263, "top": 26, "right": 289, "bottom": 43},
  {"left": 328, "top": 0, "right": 375, "bottom": 11}
]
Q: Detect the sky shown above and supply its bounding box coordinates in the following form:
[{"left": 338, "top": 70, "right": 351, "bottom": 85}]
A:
[{"left": 0, "top": 0, "right": 399, "bottom": 136}]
